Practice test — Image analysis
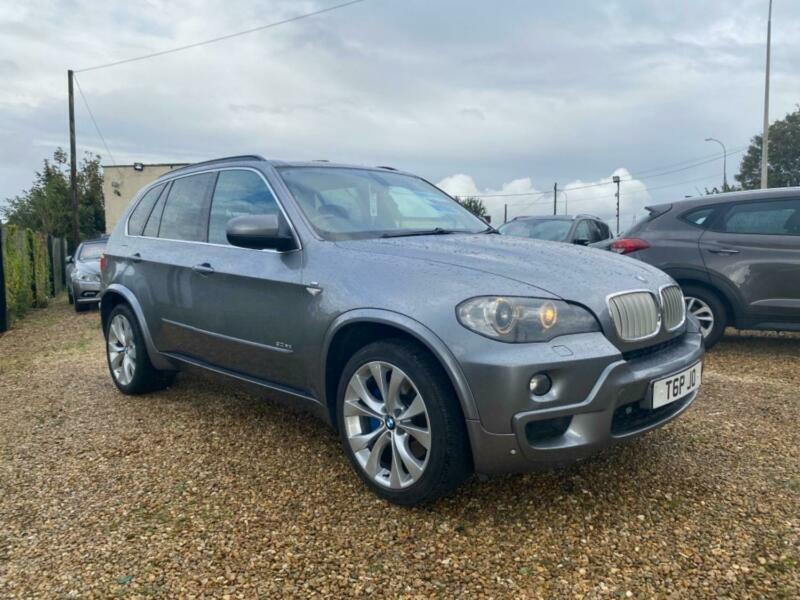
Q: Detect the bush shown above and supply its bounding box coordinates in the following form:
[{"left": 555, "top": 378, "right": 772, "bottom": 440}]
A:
[{"left": 1, "top": 225, "right": 51, "bottom": 326}]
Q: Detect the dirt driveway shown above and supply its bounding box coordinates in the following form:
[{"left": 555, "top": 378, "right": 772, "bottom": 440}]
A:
[{"left": 1, "top": 299, "right": 798, "bottom": 598}]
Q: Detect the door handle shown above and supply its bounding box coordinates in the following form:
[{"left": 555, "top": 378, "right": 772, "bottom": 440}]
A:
[
  {"left": 129, "top": 252, "right": 142, "bottom": 263},
  {"left": 707, "top": 248, "right": 740, "bottom": 255},
  {"left": 192, "top": 262, "right": 215, "bottom": 275}
]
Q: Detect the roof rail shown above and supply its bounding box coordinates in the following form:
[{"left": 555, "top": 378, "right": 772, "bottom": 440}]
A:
[
  {"left": 376, "top": 165, "right": 398, "bottom": 171},
  {"left": 166, "top": 155, "right": 267, "bottom": 176}
]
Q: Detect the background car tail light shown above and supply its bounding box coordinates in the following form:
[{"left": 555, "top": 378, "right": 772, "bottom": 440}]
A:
[
  {"left": 99, "top": 253, "right": 107, "bottom": 272},
  {"left": 610, "top": 238, "right": 651, "bottom": 254}
]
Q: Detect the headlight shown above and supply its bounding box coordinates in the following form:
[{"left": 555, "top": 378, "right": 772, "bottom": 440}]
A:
[
  {"left": 78, "top": 272, "right": 100, "bottom": 282},
  {"left": 456, "top": 296, "right": 600, "bottom": 342}
]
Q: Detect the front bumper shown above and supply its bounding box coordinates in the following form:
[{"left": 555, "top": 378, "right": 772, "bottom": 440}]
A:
[
  {"left": 462, "top": 329, "right": 704, "bottom": 475},
  {"left": 73, "top": 279, "right": 101, "bottom": 303}
]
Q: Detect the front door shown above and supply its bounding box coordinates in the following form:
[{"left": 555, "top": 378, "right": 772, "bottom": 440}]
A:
[{"left": 178, "top": 168, "right": 310, "bottom": 392}]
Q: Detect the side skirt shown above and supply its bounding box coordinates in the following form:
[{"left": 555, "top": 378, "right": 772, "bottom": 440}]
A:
[{"left": 162, "top": 351, "right": 331, "bottom": 424}]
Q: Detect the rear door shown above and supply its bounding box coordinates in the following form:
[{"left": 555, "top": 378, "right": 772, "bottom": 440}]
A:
[
  {"left": 177, "top": 168, "right": 309, "bottom": 391},
  {"left": 699, "top": 197, "right": 800, "bottom": 322},
  {"left": 140, "top": 172, "right": 217, "bottom": 351}
]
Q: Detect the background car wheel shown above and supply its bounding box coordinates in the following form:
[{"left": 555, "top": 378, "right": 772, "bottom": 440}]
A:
[
  {"left": 682, "top": 284, "right": 727, "bottom": 350},
  {"left": 336, "top": 339, "right": 471, "bottom": 506},
  {"left": 105, "top": 303, "right": 175, "bottom": 394},
  {"left": 67, "top": 289, "right": 74, "bottom": 304}
]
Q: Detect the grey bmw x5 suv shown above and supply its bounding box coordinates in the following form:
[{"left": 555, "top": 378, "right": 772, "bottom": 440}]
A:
[{"left": 101, "top": 155, "right": 704, "bottom": 505}]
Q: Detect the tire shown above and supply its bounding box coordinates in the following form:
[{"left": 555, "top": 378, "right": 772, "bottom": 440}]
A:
[
  {"left": 104, "top": 303, "right": 175, "bottom": 394},
  {"left": 67, "top": 288, "right": 74, "bottom": 304},
  {"left": 336, "top": 338, "right": 472, "bottom": 505},
  {"left": 682, "top": 284, "right": 728, "bottom": 350}
]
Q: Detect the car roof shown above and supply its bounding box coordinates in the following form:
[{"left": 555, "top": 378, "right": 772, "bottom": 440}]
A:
[
  {"left": 648, "top": 186, "right": 800, "bottom": 213},
  {"left": 510, "top": 214, "right": 601, "bottom": 222},
  {"left": 151, "top": 155, "right": 415, "bottom": 184}
]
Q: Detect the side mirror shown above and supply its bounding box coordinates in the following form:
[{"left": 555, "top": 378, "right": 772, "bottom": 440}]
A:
[
  {"left": 226, "top": 214, "right": 296, "bottom": 251},
  {"left": 66, "top": 255, "right": 74, "bottom": 263},
  {"left": 573, "top": 238, "right": 591, "bottom": 246}
]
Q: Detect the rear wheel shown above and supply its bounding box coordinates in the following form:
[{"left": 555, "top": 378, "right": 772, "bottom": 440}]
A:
[
  {"left": 105, "top": 303, "right": 175, "bottom": 394},
  {"left": 336, "top": 339, "right": 471, "bottom": 505},
  {"left": 682, "top": 284, "right": 727, "bottom": 349}
]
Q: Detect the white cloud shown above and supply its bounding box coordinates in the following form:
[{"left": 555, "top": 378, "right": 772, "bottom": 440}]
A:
[{"left": 438, "top": 168, "right": 651, "bottom": 232}]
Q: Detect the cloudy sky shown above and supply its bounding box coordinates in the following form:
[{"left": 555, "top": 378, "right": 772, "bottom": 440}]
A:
[{"left": 2, "top": 0, "right": 799, "bottom": 227}]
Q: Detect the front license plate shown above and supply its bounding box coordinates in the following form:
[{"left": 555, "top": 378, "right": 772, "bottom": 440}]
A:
[{"left": 651, "top": 362, "right": 702, "bottom": 409}]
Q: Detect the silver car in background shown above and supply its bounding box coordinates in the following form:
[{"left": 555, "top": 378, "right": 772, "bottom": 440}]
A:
[
  {"left": 66, "top": 238, "right": 106, "bottom": 312},
  {"left": 100, "top": 156, "right": 704, "bottom": 505}
]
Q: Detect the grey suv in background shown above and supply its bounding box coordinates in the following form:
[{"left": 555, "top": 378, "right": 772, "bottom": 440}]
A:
[
  {"left": 596, "top": 189, "right": 800, "bottom": 348},
  {"left": 499, "top": 214, "right": 613, "bottom": 245},
  {"left": 66, "top": 237, "right": 107, "bottom": 312},
  {"left": 100, "top": 155, "right": 703, "bottom": 505}
]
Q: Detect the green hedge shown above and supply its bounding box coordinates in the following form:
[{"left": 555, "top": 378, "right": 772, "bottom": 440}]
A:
[{"left": 1, "top": 225, "right": 52, "bottom": 326}]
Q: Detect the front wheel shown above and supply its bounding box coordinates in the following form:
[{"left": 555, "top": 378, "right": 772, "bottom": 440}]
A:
[
  {"left": 682, "top": 284, "right": 728, "bottom": 350},
  {"left": 336, "top": 339, "right": 471, "bottom": 505}
]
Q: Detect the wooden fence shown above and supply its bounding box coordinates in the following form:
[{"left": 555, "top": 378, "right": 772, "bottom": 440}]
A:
[{"left": 0, "top": 225, "right": 67, "bottom": 332}]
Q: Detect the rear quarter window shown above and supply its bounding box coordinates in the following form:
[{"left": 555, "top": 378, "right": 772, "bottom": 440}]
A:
[
  {"left": 127, "top": 184, "right": 165, "bottom": 236},
  {"left": 681, "top": 207, "right": 716, "bottom": 228}
]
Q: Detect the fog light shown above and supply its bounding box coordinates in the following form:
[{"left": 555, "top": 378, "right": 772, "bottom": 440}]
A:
[{"left": 529, "top": 373, "right": 552, "bottom": 396}]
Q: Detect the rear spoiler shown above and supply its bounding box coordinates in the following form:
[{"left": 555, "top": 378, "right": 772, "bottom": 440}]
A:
[{"left": 643, "top": 204, "right": 672, "bottom": 220}]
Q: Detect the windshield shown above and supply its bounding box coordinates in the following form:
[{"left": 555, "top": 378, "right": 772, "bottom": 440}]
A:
[
  {"left": 78, "top": 242, "right": 106, "bottom": 260},
  {"left": 498, "top": 219, "right": 572, "bottom": 241},
  {"left": 277, "top": 167, "right": 488, "bottom": 240}
]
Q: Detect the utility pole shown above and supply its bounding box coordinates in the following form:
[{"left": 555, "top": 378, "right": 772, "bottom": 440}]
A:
[
  {"left": 503, "top": 204, "right": 508, "bottom": 224},
  {"left": 705, "top": 137, "right": 728, "bottom": 190},
  {"left": 761, "top": 0, "right": 773, "bottom": 189},
  {"left": 553, "top": 182, "right": 557, "bottom": 216},
  {"left": 68, "top": 70, "right": 80, "bottom": 249},
  {"left": 613, "top": 175, "right": 621, "bottom": 235}
]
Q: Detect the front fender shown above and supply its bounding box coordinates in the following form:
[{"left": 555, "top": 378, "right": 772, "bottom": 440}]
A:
[{"left": 320, "top": 308, "right": 479, "bottom": 421}]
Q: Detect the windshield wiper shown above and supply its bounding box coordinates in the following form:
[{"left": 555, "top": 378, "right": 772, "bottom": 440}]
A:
[{"left": 381, "top": 227, "right": 457, "bottom": 238}]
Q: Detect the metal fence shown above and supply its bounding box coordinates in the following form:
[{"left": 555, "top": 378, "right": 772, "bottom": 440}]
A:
[{"left": 0, "top": 225, "right": 67, "bottom": 332}]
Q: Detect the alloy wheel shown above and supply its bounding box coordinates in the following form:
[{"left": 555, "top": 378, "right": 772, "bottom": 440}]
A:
[
  {"left": 343, "top": 361, "right": 431, "bottom": 489},
  {"left": 107, "top": 314, "right": 137, "bottom": 386},
  {"left": 685, "top": 296, "right": 714, "bottom": 338}
]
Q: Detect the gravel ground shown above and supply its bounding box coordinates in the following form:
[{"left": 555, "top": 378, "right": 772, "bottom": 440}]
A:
[{"left": 0, "top": 298, "right": 798, "bottom": 599}]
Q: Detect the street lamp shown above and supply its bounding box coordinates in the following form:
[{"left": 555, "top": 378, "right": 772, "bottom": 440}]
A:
[
  {"left": 704, "top": 137, "right": 727, "bottom": 190},
  {"left": 612, "top": 175, "right": 621, "bottom": 235},
  {"left": 761, "top": 0, "right": 773, "bottom": 189}
]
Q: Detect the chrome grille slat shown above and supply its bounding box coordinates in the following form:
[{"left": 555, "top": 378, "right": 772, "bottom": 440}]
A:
[
  {"left": 660, "top": 285, "right": 686, "bottom": 331},
  {"left": 608, "top": 291, "right": 660, "bottom": 341}
]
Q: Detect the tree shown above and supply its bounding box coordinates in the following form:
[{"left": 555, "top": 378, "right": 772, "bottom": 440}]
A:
[
  {"left": 1, "top": 149, "right": 105, "bottom": 244},
  {"left": 455, "top": 196, "right": 488, "bottom": 220},
  {"left": 736, "top": 105, "right": 800, "bottom": 189}
]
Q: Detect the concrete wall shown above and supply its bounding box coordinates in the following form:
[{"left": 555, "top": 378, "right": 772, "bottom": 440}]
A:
[{"left": 102, "top": 164, "right": 188, "bottom": 233}]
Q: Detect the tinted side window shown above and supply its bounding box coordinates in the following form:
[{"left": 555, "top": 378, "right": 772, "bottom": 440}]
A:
[
  {"left": 127, "top": 184, "right": 164, "bottom": 236},
  {"left": 158, "top": 173, "right": 216, "bottom": 241},
  {"left": 720, "top": 199, "right": 800, "bottom": 236},
  {"left": 143, "top": 185, "right": 168, "bottom": 237},
  {"left": 682, "top": 207, "right": 715, "bottom": 228},
  {"left": 574, "top": 220, "right": 593, "bottom": 241},
  {"left": 596, "top": 221, "right": 612, "bottom": 240},
  {"left": 208, "top": 170, "right": 279, "bottom": 245}
]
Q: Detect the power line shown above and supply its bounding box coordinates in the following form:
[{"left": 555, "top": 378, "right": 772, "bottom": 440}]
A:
[
  {"left": 75, "top": 0, "right": 370, "bottom": 73},
  {"left": 469, "top": 147, "right": 745, "bottom": 199},
  {"left": 73, "top": 75, "right": 116, "bottom": 165}
]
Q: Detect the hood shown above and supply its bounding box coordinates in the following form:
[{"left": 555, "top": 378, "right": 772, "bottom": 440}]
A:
[
  {"left": 76, "top": 260, "right": 101, "bottom": 276},
  {"left": 337, "top": 233, "right": 671, "bottom": 317}
]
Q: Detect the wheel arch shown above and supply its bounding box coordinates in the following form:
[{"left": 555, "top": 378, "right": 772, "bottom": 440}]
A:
[
  {"left": 321, "top": 310, "right": 479, "bottom": 430},
  {"left": 670, "top": 275, "right": 738, "bottom": 327},
  {"left": 100, "top": 285, "right": 175, "bottom": 370}
]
